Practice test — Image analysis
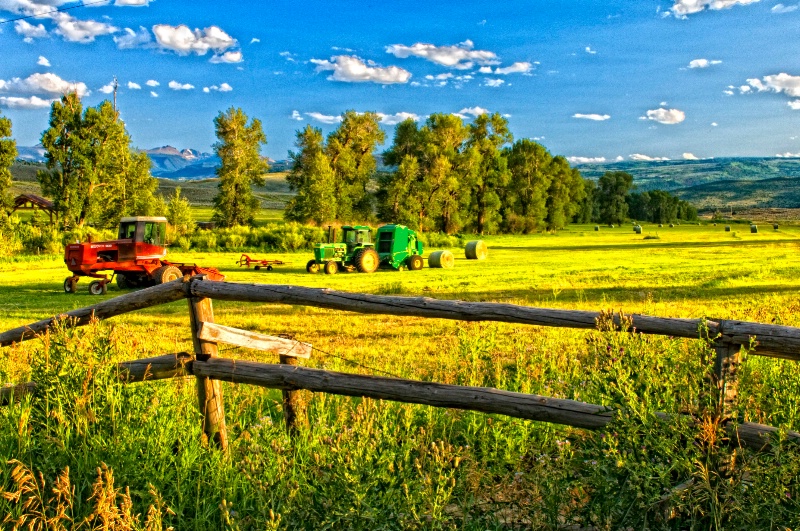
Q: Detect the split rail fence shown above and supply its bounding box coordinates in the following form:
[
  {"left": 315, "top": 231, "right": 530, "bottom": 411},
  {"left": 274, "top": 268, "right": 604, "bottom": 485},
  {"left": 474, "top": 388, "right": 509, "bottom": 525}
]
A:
[{"left": 1, "top": 275, "right": 800, "bottom": 451}]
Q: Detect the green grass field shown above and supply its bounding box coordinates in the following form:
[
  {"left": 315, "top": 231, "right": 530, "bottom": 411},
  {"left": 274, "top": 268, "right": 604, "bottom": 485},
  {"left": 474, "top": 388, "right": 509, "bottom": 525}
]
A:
[{"left": 1, "top": 224, "right": 800, "bottom": 528}]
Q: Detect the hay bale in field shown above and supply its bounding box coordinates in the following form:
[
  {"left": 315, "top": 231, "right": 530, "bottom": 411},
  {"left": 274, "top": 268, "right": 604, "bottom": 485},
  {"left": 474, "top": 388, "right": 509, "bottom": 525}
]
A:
[
  {"left": 658, "top": 223, "right": 663, "bottom": 227},
  {"left": 713, "top": 223, "right": 717, "bottom": 226},
  {"left": 594, "top": 225, "right": 600, "bottom": 231},
  {"left": 634, "top": 225, "right": 642, "bottom": 234},
  {"left": 725, "top": 225, "right": 731, "bottom": 232},
  {"left": 669, "top": 223, "right": 675, "bottom": 228},
  {"left": 609, "top": 224, "right": 615, "bottom": 228},
  {"left": 774, "top": 223, "right": 779, "bottom": 230},
  {"left": 464, "top": 240, "right": 488, "bottom": 260},
  {"left": 751, "top": 224, "right": 758, "bottom": 233},
  {"left": 428, "top": 250, "right": 454, "bottom": 269}
]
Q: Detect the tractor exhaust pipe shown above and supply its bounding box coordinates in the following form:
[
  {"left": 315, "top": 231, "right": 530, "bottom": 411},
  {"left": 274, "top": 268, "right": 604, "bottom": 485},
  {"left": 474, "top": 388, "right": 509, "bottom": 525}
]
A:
[{"left": 328, "top": 225, "right": 336, "bottom": 244}]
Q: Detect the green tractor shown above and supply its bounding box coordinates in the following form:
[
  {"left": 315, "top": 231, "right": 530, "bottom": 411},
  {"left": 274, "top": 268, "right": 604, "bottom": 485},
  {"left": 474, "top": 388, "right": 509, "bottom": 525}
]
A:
[{"left": 307, "top": 224, "right": 424, "bottom": 274}]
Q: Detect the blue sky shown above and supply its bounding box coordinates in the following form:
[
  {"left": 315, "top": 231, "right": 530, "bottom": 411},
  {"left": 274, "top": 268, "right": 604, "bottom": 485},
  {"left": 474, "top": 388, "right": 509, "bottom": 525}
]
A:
[{"left": 0, "top": 0, "right": 799, "bottom": 163}]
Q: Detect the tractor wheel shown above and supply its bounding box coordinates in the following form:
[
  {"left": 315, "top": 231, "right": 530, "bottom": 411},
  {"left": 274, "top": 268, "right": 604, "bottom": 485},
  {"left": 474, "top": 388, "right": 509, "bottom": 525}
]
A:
[
  {"left": 89, "top": 280, "right": 107, "bottom": 296},
  {"left": 153, "top": 265, "right": 183, "bottom": 285},
  {"left": 116, "top": 274, "right": 133, "bottom": 289},
  {"left": 63, "top": 277, "right": 77, "bottom": 293},
  {"left": 324, "top": 260, "right": 338, "bottom": 275},
  {"left": 266, "top": 265, "right": 273, "bottom": 271},
  {"left": 254, "top": 265, "right": 261, "bottom": 271},
  {"left": 306, "top": 260, "right": 320, "bottom": 274},
  {"left": 407, "top": 254, "right": 424, "bottom": 271},
  {"left": 354, "top": 248, "right": 379, "bottom": 273}
]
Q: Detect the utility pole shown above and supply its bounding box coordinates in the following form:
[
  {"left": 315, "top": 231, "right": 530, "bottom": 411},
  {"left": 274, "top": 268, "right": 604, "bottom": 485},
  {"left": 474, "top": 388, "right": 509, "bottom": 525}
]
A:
[{"left": 112, "top": 76, "right": 119, "bottom": 114}]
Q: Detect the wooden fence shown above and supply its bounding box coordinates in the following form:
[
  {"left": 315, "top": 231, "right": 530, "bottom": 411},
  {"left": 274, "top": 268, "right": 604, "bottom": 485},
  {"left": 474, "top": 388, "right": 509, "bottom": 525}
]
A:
[{"left": 1, "top": 275, "right": 799, "bottom": 452}]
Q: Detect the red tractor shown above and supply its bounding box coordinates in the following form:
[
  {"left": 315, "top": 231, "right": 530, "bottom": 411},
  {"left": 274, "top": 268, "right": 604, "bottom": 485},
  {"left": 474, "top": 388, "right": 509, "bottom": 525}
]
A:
[{"left": 64, "top": 216, "right": 224, "bottom": 295}]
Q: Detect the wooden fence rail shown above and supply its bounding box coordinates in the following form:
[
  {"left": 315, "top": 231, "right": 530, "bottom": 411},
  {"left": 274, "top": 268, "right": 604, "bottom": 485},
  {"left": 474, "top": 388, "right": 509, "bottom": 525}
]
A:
[{"left": 1, "top": 275, "right": 799, "bottom": 453}]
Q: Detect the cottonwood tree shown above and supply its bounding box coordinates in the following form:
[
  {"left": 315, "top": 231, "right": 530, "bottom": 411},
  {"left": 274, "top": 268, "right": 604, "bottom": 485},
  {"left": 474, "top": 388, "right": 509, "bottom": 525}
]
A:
[
  {"left": 545, "top": 156, "right": 585, "bottom": 230},
  {"left": 466, "top": 113, "right": 512, "bottom": 234},
  {"left": 597, "top": 170, "right": 633, "bottom": 225},
  {"left": 212, "top": 107, "right": 269, "bottom": 227},
  {"left": 502, "top": 139, "right": 553, "bottom": 232},
  {"left": 285, "top": 125, "right": 335, "bottom": 224},
  {"left": 166, "top": 187, "right": 195, "bottom": 237},
  {"left": 0, "top": 113, "right": 16, "bottom": 213},
  {"left": 38, "top": 93, "right": 158, "bottom": 228}
]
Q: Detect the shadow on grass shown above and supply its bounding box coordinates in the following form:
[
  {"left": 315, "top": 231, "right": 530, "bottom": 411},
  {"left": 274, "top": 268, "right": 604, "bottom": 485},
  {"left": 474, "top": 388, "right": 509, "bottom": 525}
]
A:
[{"left": 491, "top": 238, "right": 800, "bottom": 253}]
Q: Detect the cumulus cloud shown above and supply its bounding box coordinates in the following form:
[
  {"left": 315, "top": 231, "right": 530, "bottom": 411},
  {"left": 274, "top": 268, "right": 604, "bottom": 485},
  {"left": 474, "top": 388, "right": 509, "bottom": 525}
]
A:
[
  {"left": 643, "top": 107, "right": 686, "bottom": 124},
  {"left": 689, "top": 58, "right": 722, "bottom": 68},
  {"left": 377, "top": 112, "right": 420, "bottom": 125},
  {"left": 153, "top": 24, "right": 240, "bottom": 60},
  {"left": 585, "top": 46, "right": 597, "bottom": 54},
  {"left": 711, "top": 122, "right": 718, "bottom": 126},
  {"left": 0, "top": 72, "right": 89, "bottom": 97},
  {"left": 114, "top": 0, "right": 151, "bottom": 5},
  {"left": 748, "top": 73, "right": 800, "bottom": 97},
  {"left": 670, "top": 0, "right": 761, "bottom": 17},
  {"left": 168, "top": 80, "right": 194, "bottom": 90},
  {"left": 0, "top": 95, "right": 55, "bottom": 109},
  {"left": 386, "top": 40, "right": 498, "bottom": 69},
  {"left": 15, "top": 20, "right": 48, "bottom": 43},
  {"left": 493, "top": 62, "right": 533, "bottom": 75},
  {"left": 290, "top": 110, "right": 302, "bottom": 121},
  {"left": 209, "top": 50, "right": 243, "bottom": 63},
  {"left": 306, "top": 112, "right": 342, "bottom": 124},
  {"left": 573, "top": 113, "right": 610, "bottom": 121},
  {"left": 114, "top": 26, "right": 152, "bottom": 49},
  {"left": 484, "top": 79, "right": 505, "bottom": 87},
  {"left": 630, "top": 153, "right": 670, "bottom": 161},
  {"left": 777, "top": 152, "right": 800, "bottom": 157},
  {"left": 53, "top": 13, "right": 118, "bottom": 43},
  {"left": 250, "top": 37, "right": 260, "bottom": 44},
  {"left": 789, "top": 100, "right": 800, "bottom": 110},
  {"left": 203, "top": 83, "right": 233, "bottom": 92},
  {"left": 311, "top": 55, "right": 411, "bottom": 84},
  {"left": 772, "top": 3, "right": 798, "bottom": 12},
  {"left": 146, "top": 79, "right": 159, "bottom": 87},
  {"left": 150, "top": 91, "right": 158, "bottom": 97},
  {"left": 37, "top": 55, "right": 50, "bottom": 67},
  {"left": 683, "top": 152, "right": 700, "bottom": 160},
  {"left": 567, "top": 156, "right": 606, "bottom": 164},
  {"left": 127, "top": 81, "right": 141, "bottom": 89},
  {"left": 98, "top": 83, "right": 115, "bottom": 94},
  {"left": 454, "top": 106, "right": 490, "bottom": 118}
]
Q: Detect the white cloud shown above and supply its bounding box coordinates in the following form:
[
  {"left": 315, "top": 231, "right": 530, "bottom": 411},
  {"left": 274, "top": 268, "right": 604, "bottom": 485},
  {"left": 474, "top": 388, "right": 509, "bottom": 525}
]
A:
[
  {"left": 630, "top": 153, "right": 670, "bottom": 161},
  {"left": 670, "top": 0, "right": 761, "bottom": 17},
  {"left": 53, "top": 13, "right": 118, "bottom": 43},
  {"left": 146, "top": 79, "right": 159, "bottom": 87},
  {"left": 750, "top": 73, "right": 800, "bottom": 97},
  {"left": 15, "top": 20, "right": 48, "bottom": 43},
  {"left": 290, "top": 110, "right": 302, "bottom": 121},
  {"left": 454, "top": 106, "right": 490, "bottom": 118},
  {"left": 250, "top": 37, "right": 260, "bottom": 44},
  {"left": 306, "top": 112, "right": 342, "bottom": 124},
  {"left": 772, "top": 3, "right": 799, "bottom": 12},
  {"left": 37, "top": 55, "right": 50, "bottom": 67},
  {"left": 493, "top": 62, "right": 533, "bottom": 75},
  {"left": 209, "top": 50, "right": 243, "bottom": 63},
  {"left": 377, "top": 112, "right": 420, "bottom": 125},
  {"left": 311, "top": 55, "right": 411, "bottom": 84},
  {"left": 0, "top": 95, "right": 54, "bottom": 109},
  {"left": 127, "top": 81, "right": 141, "bottom": 90},
  {"left": 425, "top": 73, "right": 453, "bottom": 80},
  {"left": 567, "top": 156, "right": 606, "bottom": 164},
  {"left": 114, "top": 26, "right": 151, "bottom": 49},
  {"left": 203, "top": 83, "right": 233, "bottom": 92},
  {"left": 689, "top": 58, "right": 722, "bottom": 68},
  {"left": 114, "top": 0, "right": 151, "bottom": 5},
  {"left": 478, "top": 66, "right": 493, "bottom": 74},
  {"left": 279, "top": 51, "right": 296, "bottom": 62},
  {"left": 585, "top": 46, "right": 596, "bottom": 54},
  {"left": 484, "top": 78, "right": 505, "bottom": 87},
  {"left": 789, "top": 100, "right": 800, "bottom": 110},
  {"left": 0, "top": 72, "right": 89, "bottom": 97},
  {"left": 153, "top": 24, "right": 239, "bottom": 57},
  {"left": 573, "top": 113, "right": 610, "bottom": 121},
  {"left": 98, "top": 83, "right": 115, "bottom": 94},
  {"left": 168, "top": 80, "right": 194, "bottom": 90},
  {"left": 386, "top": 40, "right": 499, "bottom": 69},
  {"left": 683, "top": 152, "right": 700, "bottom": 160},
  {"left": 776, "top": 152, "right": 800, "bottom": 157},
  {"left": 150, "top": 91, "right": 158, "bottom": 97},
  {"left": 644, "top": 107, "right": 686, "bottom": 124},
  {"left": 615, "top": 155, "right": 624, "bottom": 161},
  {"left": 711, "top": 122, "right": 718, "bottom": 126}
]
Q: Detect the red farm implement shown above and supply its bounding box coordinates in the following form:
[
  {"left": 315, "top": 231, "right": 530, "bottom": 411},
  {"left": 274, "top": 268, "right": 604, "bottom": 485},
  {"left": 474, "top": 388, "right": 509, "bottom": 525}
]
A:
[
  {"left": 236, "top": 254, "right": 288, "bottom": 271},
  {"left": 64, "top": 216, "right": 224, "bottom": 295}
]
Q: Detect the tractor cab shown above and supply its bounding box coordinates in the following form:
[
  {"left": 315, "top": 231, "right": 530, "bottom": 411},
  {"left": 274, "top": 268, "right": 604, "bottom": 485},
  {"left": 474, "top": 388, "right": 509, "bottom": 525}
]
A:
[
  {"left": 341, "top": 225, "right": 373, "bottom": 252},
  {"left": 118, "top": 217, "right": 166, "bottom": 247}
]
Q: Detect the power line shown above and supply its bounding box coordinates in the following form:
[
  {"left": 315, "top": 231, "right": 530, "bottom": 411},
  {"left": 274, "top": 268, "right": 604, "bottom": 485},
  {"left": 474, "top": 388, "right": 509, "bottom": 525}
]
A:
[{"left": 0, "top": 0, "right": 111, "bottom": 26}]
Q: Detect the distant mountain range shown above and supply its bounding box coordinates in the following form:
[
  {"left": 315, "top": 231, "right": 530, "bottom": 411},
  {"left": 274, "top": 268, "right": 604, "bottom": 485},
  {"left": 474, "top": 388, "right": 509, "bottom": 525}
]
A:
[{"left": 14, "top": 144, "right": 289, "bottom": 179}]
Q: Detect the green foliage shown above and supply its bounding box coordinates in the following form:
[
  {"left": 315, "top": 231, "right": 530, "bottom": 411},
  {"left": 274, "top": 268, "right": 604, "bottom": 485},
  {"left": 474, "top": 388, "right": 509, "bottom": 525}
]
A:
[
  {"left": 284, "top": 126, "right": 335, "bottom": 224},
  {"left": 502, "top": 139, "right": 553, "bottom": 232},
  {"left": 212, "top": 107, "right": 269, "bottom": 227},
  {"left": 545, "top": 156, "right": 585, "bottom": 230},
  {"left": 188, "top": 223, "right": 324, "bottom": 252},
  {"left": 466, "top": 113, "right": 512, "bottom": 234},
  {"left": 629, "top": 189, "right": 699, "bottom": 223},
  {"left": 0, "top": 113, "right": 17, "bottom": 213},
  {"left": 166, "top": 187, "right": 195, "bottom": 238},
  {"left": 37, "top": 93, "right": 158, "bottom": 229},
  {"left": 597, "top": 171, "right": 633, "bottom": 225},
  {"left": 0, "top": 213, "right": 63, "bottom": 256}
]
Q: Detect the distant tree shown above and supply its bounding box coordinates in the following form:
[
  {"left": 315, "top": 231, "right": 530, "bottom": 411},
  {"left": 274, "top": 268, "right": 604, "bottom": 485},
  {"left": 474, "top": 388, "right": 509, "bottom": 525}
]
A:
[
  {"left": 466, "top": 113, "right": 512, "bottom": 234},
  {"left": 285, "top": 125, "right": 336, "bottom": 225},
  {"left": 597, "top": 171, "right": 633, "bottom": 224},
  {"left": 38, "top": 93, "right": 158, "bottom": 228},
  {"left": 378, "top": 119, "right": 424, "bottom": 227},
  {"left": 628, "top": 191, "right": 652, "bottom": 222},
  {"left": 502, "top": 139, "right": 553, "bottom": 232},
  {"left": 325, "top": 110, "right": 384, "bottom": 220},
  {"left": 0, "top": 112, "right": 16, "bottom": 213},
  {"left": 574, "top": 178, "right": 598, "bottom": 224},
  {"left": 166, "top": 187, "right": 195, "bottom": 237},
  {"left": 677, "top": 199, "right": 698, "bottom": 221},
  {"left": 212, "top": 107, "right": 269, "bottom": 227},
  {"left": 545, "top": 156, "right": 585, "bottom": 230}
]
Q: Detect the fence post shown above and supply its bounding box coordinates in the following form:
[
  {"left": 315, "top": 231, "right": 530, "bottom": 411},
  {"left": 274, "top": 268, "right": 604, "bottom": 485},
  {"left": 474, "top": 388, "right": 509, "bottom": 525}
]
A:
[
  {"left": 187, "top": 280, "right": 229, "bottom": 451},
  {"left": 713, "top": 337, "right": 741, "bottom": 422},
  {"left": 279, "top": 354, "right": 305, "bottom": 434}
]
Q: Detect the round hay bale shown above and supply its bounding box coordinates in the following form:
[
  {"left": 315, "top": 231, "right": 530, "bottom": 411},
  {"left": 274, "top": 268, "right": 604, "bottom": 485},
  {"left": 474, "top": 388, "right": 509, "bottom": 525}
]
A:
[
  {"left": 658, "top": 223, "right": 663, "bottom": 228},
  {"left": 428, "top": 250, "right": 454, "bottom": 269},
  {"left": 634, "top": 225, "right": 642, "bottom": 234},
  {"left": 774, "top": 223, "right": 779, "bottom": 230},
  {"left": 464, "top": 240, "right": 488, "bottom": 260},
  {"left": 609, "top": 224, "right": 615, "bottom": 228},
  {"left": 594, "top": 225, "right": 600, "bottom": 231},
  {"left": 725, "top": 225, "right": 731, "bottom": 232},
  {"left": 750, "top": 224, "right": 758, "bottom": 234},
  {"left": 669, "top": 223, "right": 675, "bottom": 228},
  {"left": 713, "top": 223, "right": 717, "bottom": 226}
]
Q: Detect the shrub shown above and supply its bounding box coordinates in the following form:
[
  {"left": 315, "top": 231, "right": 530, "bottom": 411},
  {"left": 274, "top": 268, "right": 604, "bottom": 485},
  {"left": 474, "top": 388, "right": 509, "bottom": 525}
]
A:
[{"left": 191, "top": 230, "right": 218, "bottom": 250}]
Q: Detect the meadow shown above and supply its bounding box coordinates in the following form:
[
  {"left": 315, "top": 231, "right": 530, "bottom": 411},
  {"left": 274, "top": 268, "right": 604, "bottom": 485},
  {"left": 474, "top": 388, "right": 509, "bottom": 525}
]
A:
[{"left": 1, "top": 223, "right": 800, "bottom": 529}]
